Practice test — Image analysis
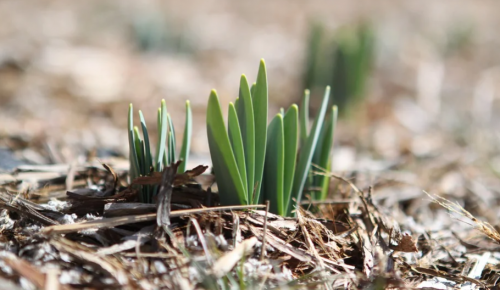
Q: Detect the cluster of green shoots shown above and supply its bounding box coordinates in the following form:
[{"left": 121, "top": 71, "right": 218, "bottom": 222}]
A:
[
  {"left": 128, "top": 100, "right": 192, "bottom": 203},
  {"left": 303, "top": 22, "right": 374, "bottom": 116},
  {"left": 207, "top": 60, "right": 337, "bottom": 216},
  {"left": 128, "top": 60, "right": 337, "bottom": 217}
]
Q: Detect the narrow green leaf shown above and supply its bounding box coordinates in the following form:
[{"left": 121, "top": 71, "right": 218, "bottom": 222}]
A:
[
  {"left": 207, "top": 90, "right": 247, "bottom": 205},
  {"left": 133, "top": 126, "right": 144, "bottom": 175},
  {"left": 178, "top": 100, "right": 192, "bottom": 173},
  {"left": 234, "top": 97, "right": 240, "bottom": 111},
  {"left": 163, "top": 145, "right": 168, "bottom": 168},
  {"left": 134, "top": 126, "right": 148, "bottom": 203},
  {"left": 301, "top": 90, "right": 313, "bottom": 193},
  {"left": 139, "top": 111, "right": 153, "bottom": 174},
  {"left": 303, "top": 23, "right": 325, "bottom": 92},
  {"left": 166, "top": 132, "right": 172, "bottom": 165},
  {"left": 283, "top": 105, "right": 298, "bottom": 214},
  {"left": 252, "top": 59, "right": 268, "bottom": 204},
  {"left": 290, "top": 86, "right": 331, "bottom": 215},
  {"left": 263, "top": 114, "right": 284, "bottom": 214},
  {"left": 157, "top": 107, "right": 163, "bottom": 168},
  {"left": 228, "top": 103, "right": 248, "bottom": 196},
  {"left": 167, "top": 113, "right": 176, "bottom": 165},
  {"left": 140, "top": 140, "right": 147, "bottom": 176},
  {"left": 236, "top": 75, "right": 255, "bottom": 200},
  {"left": 156, "top": 101, "right": 168, "bottom": 171},
  {"left": 300, "top": 90, "right": 310, "bottom": 148},
  {"left": 313, "top": 106, "right": 337, "bottom": 200},
  {"left": 128, "top": 104, "right": 140, "bottom": 182},
  {"left": 320, "top": 158, "right": 332, "bottom": 201}
]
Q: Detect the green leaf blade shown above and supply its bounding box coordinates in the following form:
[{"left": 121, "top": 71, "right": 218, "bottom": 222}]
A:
[
  {"left": 290, "top": 86, "right": 331, "bottom": 215},
  {"left": 320, "top": 159, "right": 332, "bottom": 201},
  {"left": 178, "top": 100, "right": 192, "bottom": 173},
  {"left": 167, "top": 113, "right": 176, "bottom": 165},
  {"left": 228, "top": 103, "right": 248, "bottom": 196},
  {"left": 237, "top": 74, "right": 255, "bottom": 200},
  {"left": 133, "top": 126, "right": 145, "bottom": 175},
  {"left": 252, "top": 59, "right": 268, "bottom": 204},
  {"left": 263, "top": 114, "right": 284, "bottom": 215},
  {"left": 156, "top": 100, "right": 168, "bottom": 171},
  {"left": 300, "top": 90, "right": 310, "bottom": 148},
  {"left": 283, "top": 105, "right": 299, "bottom": 214},
  {"left": 207, "top": 90, "right": 247, "bottom": 205},
  {"left": 139, "top": 111, "right": 153, "bottom": 174},
  {"left": 313, "top": 106, "right": 337, "bottom": 200},
  {"left": 128, "top": 104, "right": 140, "bottom": 182}
]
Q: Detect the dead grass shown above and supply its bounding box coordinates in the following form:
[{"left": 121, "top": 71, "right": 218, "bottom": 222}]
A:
[{"left": 1, "top": 161, "right": 499, "bottom": 289}]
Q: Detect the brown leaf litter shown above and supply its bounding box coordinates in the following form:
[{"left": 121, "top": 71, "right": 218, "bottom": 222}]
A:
[{"left": 1, "top": 162, "right": 500, "bottom": 289}]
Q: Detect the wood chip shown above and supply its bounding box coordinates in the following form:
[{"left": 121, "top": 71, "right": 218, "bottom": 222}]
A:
[
  {"left": 211, "top": 237, "right": 258, "bottom": 278},
  {"left": 391, "top": 233, "right": 418, "bottom": 253}
]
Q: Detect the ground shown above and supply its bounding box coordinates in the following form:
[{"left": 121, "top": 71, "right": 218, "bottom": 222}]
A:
[{"left": 1, "top": 1, "right": 500, "bottom": 289}]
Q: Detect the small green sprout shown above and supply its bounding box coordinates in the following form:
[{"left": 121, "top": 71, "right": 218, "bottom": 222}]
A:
[{"left": 128, "top": 99, "right": 192, "bottom": 203}]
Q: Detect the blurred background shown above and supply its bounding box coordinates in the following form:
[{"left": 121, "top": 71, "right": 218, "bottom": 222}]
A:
[{"left": 2, "top": 0, "right": 500, "bottom": 189}]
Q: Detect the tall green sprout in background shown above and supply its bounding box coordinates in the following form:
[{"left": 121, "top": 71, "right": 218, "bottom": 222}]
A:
[
  {"left": 303, "top": 22, "right": 374, "bottom": 117},
  {"left": 128, "top": 100, "right": 192, "bottom": 203},
  {"left": 207, "top": 60, "right": 337, "bottom": 216},
  {"left": 131, "top": 10, "right": 193, "bottom": 55}
]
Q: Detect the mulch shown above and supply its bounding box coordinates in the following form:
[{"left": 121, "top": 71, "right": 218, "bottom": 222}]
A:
[{"left": 1, "top": 157, "right": 500, "bottom": 289}]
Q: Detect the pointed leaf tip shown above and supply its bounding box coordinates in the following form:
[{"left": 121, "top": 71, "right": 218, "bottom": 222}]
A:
[
  {"left": 240, "top": 74, "right": 249, "bottom": 85},
  {"left": 259, "top": 59, "right": 267, "bottom": 73}
]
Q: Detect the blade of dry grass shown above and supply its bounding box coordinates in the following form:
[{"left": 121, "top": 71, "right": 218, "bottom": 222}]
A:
[
  {"left": 425, "top": 191, "right": 500, "bottom": 244},
  {"left": 248, "top": 224, "right": 312, "bottom": 263},
  {"left": 42, "top": 204, "right": 266, "bottom": 234},
  {"left": 188, "top": 217, "right": 214, "bottom": 265}
]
